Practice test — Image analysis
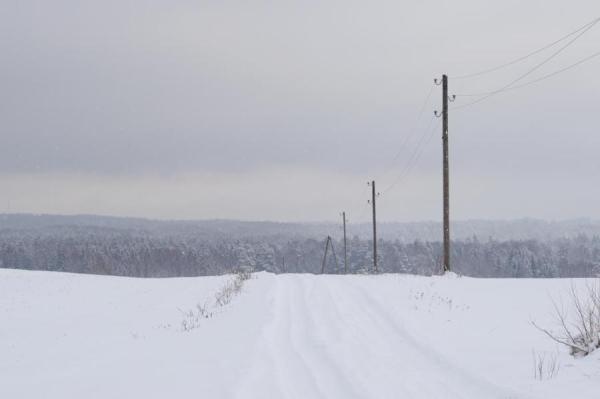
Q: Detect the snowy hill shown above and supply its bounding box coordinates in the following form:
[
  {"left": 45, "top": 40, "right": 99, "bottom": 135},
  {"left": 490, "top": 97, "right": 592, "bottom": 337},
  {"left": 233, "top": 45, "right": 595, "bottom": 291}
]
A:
[{"left": 1, "top": 269, "right": 598, "bottom": 398}]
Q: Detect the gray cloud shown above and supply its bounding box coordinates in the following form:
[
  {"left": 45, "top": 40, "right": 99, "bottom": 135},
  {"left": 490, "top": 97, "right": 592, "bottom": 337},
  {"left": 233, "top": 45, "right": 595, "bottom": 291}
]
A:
[{"left": 1, "top": 1, "right": 599, "bottom": 220}]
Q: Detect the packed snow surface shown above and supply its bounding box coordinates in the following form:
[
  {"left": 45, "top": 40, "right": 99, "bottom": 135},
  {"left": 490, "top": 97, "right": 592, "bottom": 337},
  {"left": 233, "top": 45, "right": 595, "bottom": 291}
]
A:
[{"left": 1, "top": 269, "right": 599, "bottom": 398}]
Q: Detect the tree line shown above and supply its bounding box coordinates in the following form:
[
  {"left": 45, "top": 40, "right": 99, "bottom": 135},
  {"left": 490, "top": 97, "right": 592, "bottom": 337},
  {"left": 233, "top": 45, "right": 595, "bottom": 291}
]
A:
[{"left": 1, "top": 227, "right": 599, "bottom": 277}]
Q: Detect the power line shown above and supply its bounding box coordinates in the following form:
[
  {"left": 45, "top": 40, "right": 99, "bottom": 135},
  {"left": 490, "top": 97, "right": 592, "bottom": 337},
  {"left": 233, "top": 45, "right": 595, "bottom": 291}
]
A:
[
  {"left": 345, "top": 83, "right": 436, "bottom": 223},
  {"left": 378, "top": 83, "right": 435, "bottom": 180},
  {"left": 380, "top": 118, "right": 434, "bottom": 194},
  {"left": 379, "top": 112, "right": 435, "bottom": 185},
  {"left": 454, "top": 49, "right": 600, "bottom": 97},
  {"left": 349, "top": 184, "right": 372, "bottom": 223},
  {"left": 451, "top": 16, "right": 600, "bottom": 80},
  {"left": 381, "top": 117, "right": 440, "bottom": 195},
  {"left": 452, "top": 19, "right": 599, "bottom": 111},
  {"left": 347, "top": 17, "right": 600, "bottom": 227},
  {"left": 382, "top": 17, "right": 599, "bottom": 198},
  {"left": 394, "top": 118, "right": 440, "bottom": 190}
]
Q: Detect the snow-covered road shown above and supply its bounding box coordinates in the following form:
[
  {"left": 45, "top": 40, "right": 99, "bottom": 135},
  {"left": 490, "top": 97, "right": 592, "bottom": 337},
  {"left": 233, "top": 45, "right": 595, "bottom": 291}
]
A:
[
  {"left": 237, "top": 275, "right": 517, "bottom": 399},
  {"left": 1, "top": 270, "right": 599, "bottom": 398}
]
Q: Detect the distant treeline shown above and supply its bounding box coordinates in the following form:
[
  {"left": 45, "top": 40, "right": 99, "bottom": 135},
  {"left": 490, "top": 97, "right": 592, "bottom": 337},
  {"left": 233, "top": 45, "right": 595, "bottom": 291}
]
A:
[{"left": 1, "top": 226, "right": 599, "bottom": 277}]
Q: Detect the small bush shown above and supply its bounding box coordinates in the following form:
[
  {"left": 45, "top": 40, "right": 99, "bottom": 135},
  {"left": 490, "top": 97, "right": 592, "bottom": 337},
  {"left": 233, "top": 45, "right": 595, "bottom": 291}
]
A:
[
  {"left": 214, "top": 268, "right": 252, "bottom": 307},
  {"left": 180, "top": 268, "right": 253, "bottom": 331},
  {"left": 180, "top": 303, "right": 213, "bottom": 331},
  {"left": 532, "top": 350, "right": 560, "bottom": 380},
  {"left": 533, "top": 281, "right": 600, "bottom": 357}
]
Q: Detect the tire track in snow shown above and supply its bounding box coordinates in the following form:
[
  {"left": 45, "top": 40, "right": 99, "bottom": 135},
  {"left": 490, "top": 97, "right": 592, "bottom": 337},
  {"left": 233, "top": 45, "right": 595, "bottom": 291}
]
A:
[
  {"left": 282, "top": 276, "right": 325, "bottom": 397},
  {"left": 341, "top": 278, "right": 527, "bottom": 399},
  {"left": 233, "top": 276, "right": 285, "bottom": 398},
  {"left": 236, "top": 275, "right": 529, "bottom": 399},
  {"left": 235, "top": 275, "right": 323, "bottom": 399},
  {"left": 291, "top": 276, "right": 364, "bottom": 399},
  {"left": 324, "top": 279, "right": 419, "bottom": 398},
  {"left": 300, "top": 276, "right": 419, "bottom": 398}
]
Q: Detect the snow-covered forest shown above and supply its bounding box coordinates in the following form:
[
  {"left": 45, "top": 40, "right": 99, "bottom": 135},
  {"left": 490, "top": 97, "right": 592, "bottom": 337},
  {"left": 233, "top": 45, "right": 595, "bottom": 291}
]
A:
[{"left": 1, "top": 214, "right": 599, "bottom": 277}]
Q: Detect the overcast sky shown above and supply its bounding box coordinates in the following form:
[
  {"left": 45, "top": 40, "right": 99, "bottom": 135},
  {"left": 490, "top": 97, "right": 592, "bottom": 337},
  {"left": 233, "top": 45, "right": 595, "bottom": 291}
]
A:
[{"left": 1, "top": 0, "right": 599, "bottom": 222}]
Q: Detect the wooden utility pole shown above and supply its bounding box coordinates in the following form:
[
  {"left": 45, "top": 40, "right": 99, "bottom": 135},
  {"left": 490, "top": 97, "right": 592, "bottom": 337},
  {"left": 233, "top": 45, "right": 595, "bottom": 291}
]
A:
[
  {"left": 370, "top": 180, "right": 378, "bottom": 273},
  {"left": 321, "top": 235, "right": 340, "bottom": 274},
  {"left": 442, "top": 74, "right": 450, "bottom": 273},
  {"left": 342, "top": 211, "right": 347, "bottom": 274},
  {"left": 321, "top": 236, "right": 330, "bottom": 274}
]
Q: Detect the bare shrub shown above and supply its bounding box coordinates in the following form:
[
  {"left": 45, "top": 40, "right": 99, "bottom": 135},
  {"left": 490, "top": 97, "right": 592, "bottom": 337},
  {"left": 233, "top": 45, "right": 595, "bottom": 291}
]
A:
[
  {"left": 179, "top": 268, "right": 253, "bottom": 331},
  {"left": 532, "top": 281, "right": 600, "bottom": 357},
  {"left": 215, "top": 268, "right": 252, "bottom": 307},
  {"left": 179, "top": 303, "right": 213, "bottom": 331},
  {"left": 532, "top": 350, "right": 560, "bottom": 380}
]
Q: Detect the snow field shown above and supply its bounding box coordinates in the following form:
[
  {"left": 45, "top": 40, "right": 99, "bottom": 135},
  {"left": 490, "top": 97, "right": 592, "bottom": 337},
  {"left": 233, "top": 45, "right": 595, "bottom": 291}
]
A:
[{"left": 1, "top": 269, "right": 598, "bottom": 398}]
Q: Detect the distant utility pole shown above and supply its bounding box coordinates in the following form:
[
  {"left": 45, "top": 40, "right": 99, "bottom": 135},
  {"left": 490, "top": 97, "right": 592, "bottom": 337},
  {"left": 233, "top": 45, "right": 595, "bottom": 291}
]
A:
[
  {"left": 368, "top": 181, "right": 378, "bottom": 273},
  {"left": 321, "top": 236, "right": 330, "bottom": 274},
  {"left": 321, "top": 235, "right": 340, "bottom": 274},
  {"left": 342, "top": 211, "right": 347, "bottom": 274},
  {"left": 435, "top": 74, "right": 454, "bottom": 273}
]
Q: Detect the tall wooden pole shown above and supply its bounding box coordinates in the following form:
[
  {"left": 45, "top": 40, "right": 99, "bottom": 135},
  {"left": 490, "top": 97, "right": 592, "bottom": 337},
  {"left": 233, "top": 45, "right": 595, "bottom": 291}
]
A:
[
  {"left": 321, "top": 236, "right": 330, "bottom": 274},
  {"left": 371, "top": 180, "right": 378, "bottom": 273},
  {"left": 442, "top": 74, "right": 450, "bottom": 273},
  {"left": 342, "top": 211, "right": 347, "bottom": 274}
]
